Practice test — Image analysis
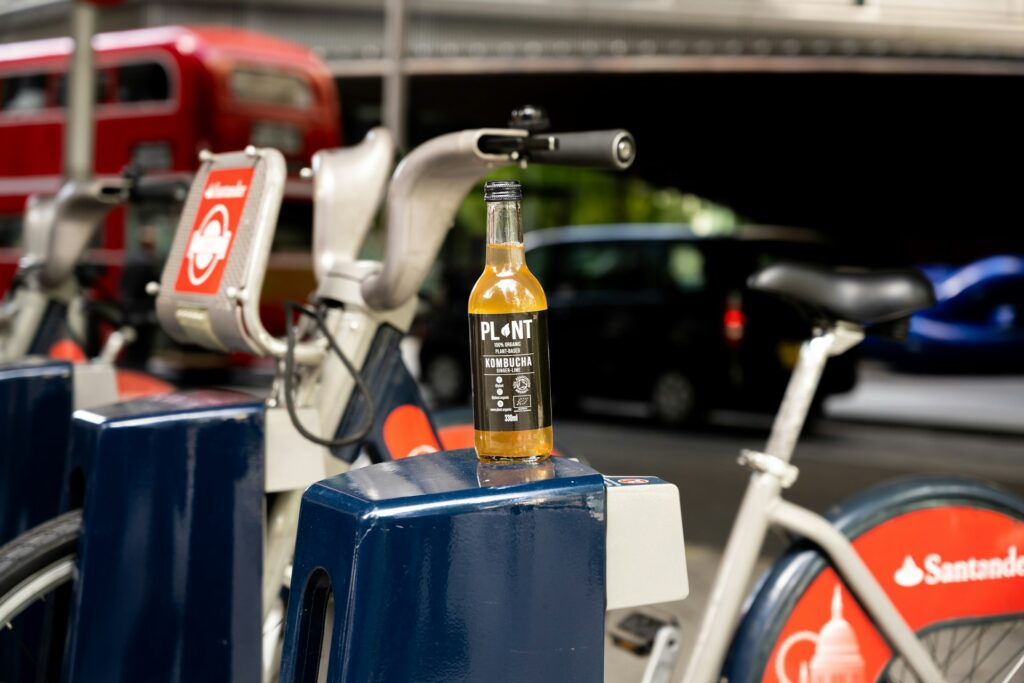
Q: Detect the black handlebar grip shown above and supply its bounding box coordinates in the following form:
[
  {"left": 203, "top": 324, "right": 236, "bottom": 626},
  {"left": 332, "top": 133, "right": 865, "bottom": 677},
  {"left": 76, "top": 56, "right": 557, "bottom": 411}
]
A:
[
  {"left": 130, "top": 179, "right": 189, "bottom": 203},
  {"left": 530, "top": 129, "right": 636, "bottom": 170}
]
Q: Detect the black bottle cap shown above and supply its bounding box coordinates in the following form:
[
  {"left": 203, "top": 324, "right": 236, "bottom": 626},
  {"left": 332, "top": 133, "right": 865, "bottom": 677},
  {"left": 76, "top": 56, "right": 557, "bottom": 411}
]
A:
[{"left": 484, "top": 180, "right": 523, "bottom": 203}]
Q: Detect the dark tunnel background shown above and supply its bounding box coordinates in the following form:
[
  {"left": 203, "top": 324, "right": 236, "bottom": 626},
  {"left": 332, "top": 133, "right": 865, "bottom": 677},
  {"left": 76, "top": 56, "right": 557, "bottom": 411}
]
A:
[{"left": 339, "top": 71, "right": 1023, "bottom": 267}]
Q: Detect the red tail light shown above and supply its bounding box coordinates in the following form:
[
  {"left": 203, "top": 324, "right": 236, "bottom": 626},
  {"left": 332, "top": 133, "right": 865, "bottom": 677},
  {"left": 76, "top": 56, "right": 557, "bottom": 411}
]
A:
[{"left": 723, "top": 304, "right": 745, "bottom": 347}]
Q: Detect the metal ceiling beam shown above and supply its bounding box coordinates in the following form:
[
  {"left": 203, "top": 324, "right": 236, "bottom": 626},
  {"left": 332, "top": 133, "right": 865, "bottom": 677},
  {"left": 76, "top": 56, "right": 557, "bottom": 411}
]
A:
[{"left": 327, "top": 54, "right": 1024, "bottom": 77}]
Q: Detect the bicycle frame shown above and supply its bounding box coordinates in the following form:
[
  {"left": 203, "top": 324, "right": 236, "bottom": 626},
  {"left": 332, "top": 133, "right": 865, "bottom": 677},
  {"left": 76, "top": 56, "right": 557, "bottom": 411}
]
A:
[
  {"left": 256, "top": 129, "right": 531, "bottom": 624},
  {"left": 680, "top": 322, "right": 948, "bottom": 683},
  {"left": 0, "top": 178, "right": 133, "bottom": 361}
]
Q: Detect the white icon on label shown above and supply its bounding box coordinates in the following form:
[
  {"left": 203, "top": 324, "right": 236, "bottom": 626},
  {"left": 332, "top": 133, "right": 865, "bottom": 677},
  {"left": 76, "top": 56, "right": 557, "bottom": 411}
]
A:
[
  {"left": 495, "top": 376, "right": 503, "bottom": 384},
  {"left": 497, "top": 400, "right": 504, "bottom": 407},
  {"left": 496, "top": 388, "right": 503, "bottom": 395},
  {"left": 776, "top": 586, "right": 865, "bottom": 683},
  {"left": 185, "top": 204, "right": 232, "bottom": 286},
  {"left": 513, "top": 375, "right": 531, "bottom": 394},
  {"left": 894, "top": 555, "right": 925, "bottom": 587}
]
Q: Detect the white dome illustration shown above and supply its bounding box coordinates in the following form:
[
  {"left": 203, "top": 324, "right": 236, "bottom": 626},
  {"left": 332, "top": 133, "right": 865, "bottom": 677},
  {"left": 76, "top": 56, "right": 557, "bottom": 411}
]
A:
[
  {"left": 809, "top": 587, "right": 865, "bottom": 683},
  {"left": 894, "top": 555, "right": 925, "bottom": 587}
]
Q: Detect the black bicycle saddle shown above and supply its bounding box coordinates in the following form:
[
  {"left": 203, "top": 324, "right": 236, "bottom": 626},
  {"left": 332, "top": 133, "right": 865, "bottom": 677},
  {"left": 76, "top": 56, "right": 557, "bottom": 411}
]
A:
[{"left": 747, "top": 263, "right": 936, "bottom": 325}]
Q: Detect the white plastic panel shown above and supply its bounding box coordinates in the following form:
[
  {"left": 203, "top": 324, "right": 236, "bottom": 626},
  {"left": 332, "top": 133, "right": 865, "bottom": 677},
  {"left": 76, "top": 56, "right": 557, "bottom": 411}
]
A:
[
  {"left": 72, "top": 363, "right": 118, "bottom": 410},
  {"left": 264, "top": 407, "right": 333, "bottom": 492},
  {"left": 605, "top": 476, "right": 689, "bottom": 611}
]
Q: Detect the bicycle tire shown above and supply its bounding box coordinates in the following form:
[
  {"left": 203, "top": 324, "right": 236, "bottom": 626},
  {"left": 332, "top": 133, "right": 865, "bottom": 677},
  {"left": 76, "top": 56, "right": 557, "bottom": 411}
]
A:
[
  {"left": 724, "top": 477, "right": 1024, "bottom": 683},
  {"left": 0, "top": 510, "right": 81, "bottom": 624},
  {"left": 0, "top": 510, "right": 80, "bottom": 683},
  {"left": 0, "top": 508, "right": 290, "bottom": 683}
]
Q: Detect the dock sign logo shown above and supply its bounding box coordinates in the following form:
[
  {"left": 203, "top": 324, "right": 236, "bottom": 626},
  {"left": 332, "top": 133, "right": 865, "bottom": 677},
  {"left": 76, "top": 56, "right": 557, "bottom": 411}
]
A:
[{"left": 174, "top": 168, "right": 254, "bottom": 294}]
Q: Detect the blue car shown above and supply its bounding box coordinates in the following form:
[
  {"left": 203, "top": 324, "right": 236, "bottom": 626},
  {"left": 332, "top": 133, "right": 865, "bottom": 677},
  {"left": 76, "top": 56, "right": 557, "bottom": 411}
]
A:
[{"left": 864, "top": 255, "right": 1024, "bottom": 371}]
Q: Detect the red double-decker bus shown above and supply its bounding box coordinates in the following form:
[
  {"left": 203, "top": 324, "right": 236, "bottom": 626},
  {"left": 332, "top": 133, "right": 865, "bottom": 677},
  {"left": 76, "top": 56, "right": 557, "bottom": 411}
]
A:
[{"left": 0, "top": 25, "right": 341, "bottom": 301}]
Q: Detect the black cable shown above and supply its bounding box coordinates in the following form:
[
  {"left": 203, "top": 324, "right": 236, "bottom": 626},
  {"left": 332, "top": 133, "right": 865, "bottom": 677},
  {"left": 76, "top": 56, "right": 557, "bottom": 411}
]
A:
[{"left": 283, "top": 301, "right": 376, "bottom": 448}]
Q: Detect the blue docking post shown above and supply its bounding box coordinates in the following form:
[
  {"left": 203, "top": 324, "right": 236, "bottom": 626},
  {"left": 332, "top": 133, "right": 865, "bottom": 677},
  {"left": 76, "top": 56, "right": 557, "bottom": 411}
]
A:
[
  {"left": 0, "top": 359, "right": 73, "bottom": 544},
  {"left": 280, "top": 450, "right": 609, "bottom": 683},
  {"left": 63, "top": 391, "right": 266, "bottom": 683},
  {"left": 0, "top": 359, "right": 74, "bottom": 683}
]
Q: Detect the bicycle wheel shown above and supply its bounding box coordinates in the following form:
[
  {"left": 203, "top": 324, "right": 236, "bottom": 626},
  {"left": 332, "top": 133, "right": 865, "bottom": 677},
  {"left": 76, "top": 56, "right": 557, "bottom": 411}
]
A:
[
  {"left": 724, "top": 477, "right": 1024, "bottom": 683},
  {"left": 0, "top": 510, "right": 80, "bottom": 683}
]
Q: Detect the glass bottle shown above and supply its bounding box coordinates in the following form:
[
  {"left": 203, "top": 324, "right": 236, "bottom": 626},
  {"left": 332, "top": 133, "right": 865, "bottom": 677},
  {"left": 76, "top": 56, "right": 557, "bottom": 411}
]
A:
[{"left": 468, "top": 180, "right": 553, "bottom": 462}]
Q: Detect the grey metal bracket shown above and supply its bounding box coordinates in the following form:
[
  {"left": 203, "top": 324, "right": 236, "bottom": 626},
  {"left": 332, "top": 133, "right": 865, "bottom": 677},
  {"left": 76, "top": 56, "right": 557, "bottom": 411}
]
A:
[{"left": 738, "top": 449, "right": 800, "bottom": 488}]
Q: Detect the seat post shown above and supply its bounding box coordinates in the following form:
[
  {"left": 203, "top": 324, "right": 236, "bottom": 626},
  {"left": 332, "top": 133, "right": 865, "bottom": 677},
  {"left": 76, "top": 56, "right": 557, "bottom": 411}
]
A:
[{"left": 763, "top": 322, "right": 863, "bottom": 463}]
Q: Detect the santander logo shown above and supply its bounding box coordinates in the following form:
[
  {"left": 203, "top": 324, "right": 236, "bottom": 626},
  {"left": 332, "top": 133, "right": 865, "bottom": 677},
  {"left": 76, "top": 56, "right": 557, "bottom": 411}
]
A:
[
  {"left": 185, "top": 204, "right": 233, "bottom": 286},
  {"left": 894, "top": 546, "right": 1024, "bottom": 587},
  {"left": 173, "top": 167, "right": 253, "bottom": 295},
  {"left": 893, "top": 556, "right": 925, "bottom": 587}
]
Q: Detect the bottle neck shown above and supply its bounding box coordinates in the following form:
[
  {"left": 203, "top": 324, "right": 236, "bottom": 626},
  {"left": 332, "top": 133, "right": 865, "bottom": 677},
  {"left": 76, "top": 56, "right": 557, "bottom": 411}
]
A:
[{"left": 485, "top": 200, "right": 525, "bottom": 271}]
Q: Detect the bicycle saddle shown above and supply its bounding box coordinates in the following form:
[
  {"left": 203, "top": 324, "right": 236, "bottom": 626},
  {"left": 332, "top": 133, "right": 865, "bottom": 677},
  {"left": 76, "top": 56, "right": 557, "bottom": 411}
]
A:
[{"left": 747, "top": 263, "right": 936, "bottom": 325}]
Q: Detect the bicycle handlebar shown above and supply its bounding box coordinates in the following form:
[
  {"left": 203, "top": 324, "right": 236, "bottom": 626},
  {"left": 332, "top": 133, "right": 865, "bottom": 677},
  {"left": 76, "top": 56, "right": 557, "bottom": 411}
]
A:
[
  {"left": 312, "top": 128, "right": 394, "bottom": 293},
  {"left": 27, "top": 170, "right": 186, "bottom": 290},
  {"left": 526, "top": 130, "right": 636, "bottom": 169},
  {"left": 39, "top": 178, "right": 129, "bottom": 288},
  {"left": 361, "top": 126, "right": 636, "bottom": 311}
]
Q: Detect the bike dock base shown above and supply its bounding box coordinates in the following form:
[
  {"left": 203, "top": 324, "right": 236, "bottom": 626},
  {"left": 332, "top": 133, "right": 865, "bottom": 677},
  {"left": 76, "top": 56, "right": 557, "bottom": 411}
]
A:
[
  {"left": 281, "top": 450, "right": 609, "bottom": 683},
  {"left": 0, "top": 359, "right": 73, "bottom": 545},
  {"left": 64, "top": 390, "right": 265, "bottom": 683}
]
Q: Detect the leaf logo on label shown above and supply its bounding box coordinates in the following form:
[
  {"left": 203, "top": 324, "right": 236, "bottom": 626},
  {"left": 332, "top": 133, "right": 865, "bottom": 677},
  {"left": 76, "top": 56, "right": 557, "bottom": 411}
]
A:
[{"left": 500, "top": 323, "right": 511, "bottom": 337}]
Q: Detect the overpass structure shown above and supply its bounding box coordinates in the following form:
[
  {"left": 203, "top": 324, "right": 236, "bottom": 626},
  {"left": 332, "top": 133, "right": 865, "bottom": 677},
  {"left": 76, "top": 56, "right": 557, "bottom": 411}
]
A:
[
  {"left": 5, "top": 0, "right": 1024, "bottom": 147},
  {"left": 3, "top": 0, "right": 1024, "bottom": 76}
]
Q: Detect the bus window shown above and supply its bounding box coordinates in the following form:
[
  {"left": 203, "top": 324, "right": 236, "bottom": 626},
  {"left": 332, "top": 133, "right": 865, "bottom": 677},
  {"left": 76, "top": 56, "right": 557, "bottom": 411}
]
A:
[
  {"left": 54, "top": 69, "right": 111, "bottom": 107},
  {"left": 228, "top": 68, "right": 312, "bottom": 109},
  {"left": 2, "top": 73, "right": 47, "bottom": 112},
  {"left": 116, "top": 62, "right": 170, "bottom": 103},
  {"left": 125, "top": 200, "right": 179, "bottom": 260},
  {"left": 0, "top": 215, "right": 20, "bottom": 248}
]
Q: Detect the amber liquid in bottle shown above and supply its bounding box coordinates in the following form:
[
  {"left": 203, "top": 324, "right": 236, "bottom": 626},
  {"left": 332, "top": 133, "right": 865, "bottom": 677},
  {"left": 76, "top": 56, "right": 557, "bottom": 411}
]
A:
[{"left": 469, "top": 183, "right": 553, "bottom": 462}]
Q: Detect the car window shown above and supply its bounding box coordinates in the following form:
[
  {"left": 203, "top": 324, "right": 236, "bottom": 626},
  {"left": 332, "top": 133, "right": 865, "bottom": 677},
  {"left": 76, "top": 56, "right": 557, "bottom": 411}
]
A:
[
  {"left": 557, "top": 241, "right": 666, "bottom": 293},
  {"left": 668, "top": 243, "right": 706, "bottom": 292},
  {"left": 526, "top": 245, "right": 555, "bottom": 285}
]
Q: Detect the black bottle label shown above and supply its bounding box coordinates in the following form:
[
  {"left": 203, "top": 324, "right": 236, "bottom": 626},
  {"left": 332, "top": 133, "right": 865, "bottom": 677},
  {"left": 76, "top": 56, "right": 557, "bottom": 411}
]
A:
[{"left": 469, "top": 311, "right": 552, "bottom": 432}]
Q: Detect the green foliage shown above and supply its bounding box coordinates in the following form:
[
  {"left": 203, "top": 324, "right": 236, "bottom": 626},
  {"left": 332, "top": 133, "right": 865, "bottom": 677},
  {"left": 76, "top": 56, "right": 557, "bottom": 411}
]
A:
[
  {"left": 454, "top": 166, "right": 737, "bottom": 242},
  {"left": 366, "top": 163, "right": 740, "bottom": 292}
]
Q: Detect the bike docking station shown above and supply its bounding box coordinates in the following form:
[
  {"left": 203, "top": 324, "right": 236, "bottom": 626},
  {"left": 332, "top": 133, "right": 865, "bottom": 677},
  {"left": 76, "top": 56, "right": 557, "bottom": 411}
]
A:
[
  {"left": 0, "top": 112, "right": 655, "bottom": 682},
  {"left": 51, "top": 134, "right": 413, "bottom": 682},
  {"left": 280, "top": 453, "right": 688, "bottom": 683},
  {"left": 59, "top": 147, "right": 287, "bottom": 681}
]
